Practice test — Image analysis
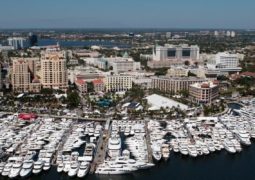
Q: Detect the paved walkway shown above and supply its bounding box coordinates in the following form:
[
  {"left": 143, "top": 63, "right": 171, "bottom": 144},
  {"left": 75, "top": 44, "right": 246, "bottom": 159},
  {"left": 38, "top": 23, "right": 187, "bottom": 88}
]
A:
[{"left": 90, "top": 120, "right": 111, "bottom": 173}]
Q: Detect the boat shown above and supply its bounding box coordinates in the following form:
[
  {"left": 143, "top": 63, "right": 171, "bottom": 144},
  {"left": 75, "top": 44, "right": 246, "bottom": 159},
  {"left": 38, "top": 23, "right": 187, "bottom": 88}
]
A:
[
  {"left": 152, "top": 145, "right": 162, "bottom": 161},
  {"left": 63, "top": 161, "right": 71, "bottom": 173},
  {"left": 235, "top": 130, "right": 251, "bottom": 146},
  {"left": 57, "top": 163, "right": 64, "bottom": 173},
  {"left": 77, "top": 161, "right": 90, "bottom": 178},
  {"left": 161, "top": 144, "right": 170, "bottom": 160},
  {"left": 108, "top": 135, "right": 121, "bottom": 159},
  {"left": 0, "top": 162, "right": 6, "bottom": 174},
  {"left": 9, "top": 161, "right": 22, "bottom": 179},
  {"left": 33, "top": 161, "right": 44, "bottom": 175},
  {"left": 20, "top": 160, "right": 33, "bottom": 178},
  {"left": 188, "top": 145, "right": 198, "bottom": 157},
  {"left": 2, "top": 163, "right": 13, "bottom": 177},
  {"left": 68, "top": 162, "right": 79, "bottom": 177},
  {"left": 224, "top": 140, "right": 236, "bottom": 154},
  {"left": 43, "top": 161, "right": 51, "bottom": 171}
]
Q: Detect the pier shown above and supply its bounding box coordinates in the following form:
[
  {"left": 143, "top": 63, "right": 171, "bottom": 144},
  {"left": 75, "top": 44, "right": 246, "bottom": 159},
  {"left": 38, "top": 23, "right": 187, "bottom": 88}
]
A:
[
  {"left": 90, "top": 119, "right": 111, "bottom": 173},
  {"left": 145, "top": 121, "right": 153, "bottom": 163}
]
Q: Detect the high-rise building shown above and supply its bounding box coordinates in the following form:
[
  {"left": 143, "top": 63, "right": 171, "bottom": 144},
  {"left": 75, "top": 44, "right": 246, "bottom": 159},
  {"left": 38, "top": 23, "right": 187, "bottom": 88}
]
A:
[
  {"left": 29, "top": 34, "right": 38, "bottom": 47},
  {"left": 40, "top": 51, "right": 68, "bottom": 91},
  {"left": 7, "top": 37, "right": 25, "bottom": 49},
  {"left": 11, "top": 58, "right": 41, "bottom": 92}
]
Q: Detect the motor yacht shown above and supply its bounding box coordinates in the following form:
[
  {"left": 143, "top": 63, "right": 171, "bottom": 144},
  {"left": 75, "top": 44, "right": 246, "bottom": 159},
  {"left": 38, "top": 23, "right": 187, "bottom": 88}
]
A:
[
  {"left": 161, "top": 144, "right": 170, "bottom": 160},
  {"left": 9, "top": 161, "right": 22, "bottom": 179},
  {"left": 57, "top": 163, "right": 64, "bottom": 173},
  {"left": 68, "top": 162, "right": 79, "bottom": 177},
  {"left": 33, "top": 160, "right": 44, "bottom": 175},
  {"left": 108, "top": 135, "right": 121, "bottom": 159},
  {"left": 77, "top": 161, "right": 90, "bottom": 178},
  {"left": 224, "top": 140, "right": 236, "bottom": 154},
  {"left": 20, "top": 160, "right": 33, "bottom": 178}
]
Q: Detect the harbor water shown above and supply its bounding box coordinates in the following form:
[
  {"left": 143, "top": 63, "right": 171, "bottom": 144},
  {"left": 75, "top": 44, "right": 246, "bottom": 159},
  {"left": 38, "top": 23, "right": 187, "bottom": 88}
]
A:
[{"left": 2, "top": 143, "right": 254, "bottom": 180}]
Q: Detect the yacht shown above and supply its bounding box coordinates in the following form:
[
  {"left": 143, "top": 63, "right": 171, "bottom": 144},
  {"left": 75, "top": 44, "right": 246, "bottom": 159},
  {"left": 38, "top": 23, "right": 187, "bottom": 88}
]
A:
[
  {"left": 152, "top": 145, "right": 162, "bottom": 161},
  {"left": 57, "top": 163, "right": 64, "bottom": 173},
  {"left": 33, "top": 161, "right": 44, "bottom": 175},
  {"left": 224, "top": 140, "right": 236, "bottom": 154},
  {"left": 0, "top": 162, "right": 5, "bottom": 174},
  {"left": 108, "top": 135, "right": 121, "bottom": 159},
  {"left": 68, "top": 162, "right": 79, "bottom": 177},
  {"left": 95, "top": 164, "right": 136, "bottom": 175},
  {"left": 188, "top": 145, "right": 198, "bottom": 157},
  {"left": 231, "top": 139, "right": 242, "bottom": 152},
  {"left": 83, "top": 143, "right": 95, "bottom": 162},
  {"left": 20, "top": 160, "right": 33, "bottom": 178},
  {"left": 235, "top": 130, "right": 251, "bottom": 146},
  {"left": 43, "top": 160, "right": 51, "bottom": 171},
  {"left": 9, "top": 161, "right": 22, "bottom": 179},
  {"left": 63, "top": 161, "right": 71, "bottom": 173},
  {"left": 161, "top": 144, "right": 170, "bottom": 160},
  {"left": 2, "top": 163, "right": 13, "bottom": 177},
  {"left": 179, "top": 144, "right": 189, "bottom": 156},
  {"left": 77, "top": 162, "right": 90, "bottom": 178}
]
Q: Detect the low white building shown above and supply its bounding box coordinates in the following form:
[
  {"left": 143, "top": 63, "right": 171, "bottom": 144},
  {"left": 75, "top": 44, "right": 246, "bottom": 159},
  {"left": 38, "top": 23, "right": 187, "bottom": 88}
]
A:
[{"left": 145, "top": 94, "right": 188, "bottom": 111}]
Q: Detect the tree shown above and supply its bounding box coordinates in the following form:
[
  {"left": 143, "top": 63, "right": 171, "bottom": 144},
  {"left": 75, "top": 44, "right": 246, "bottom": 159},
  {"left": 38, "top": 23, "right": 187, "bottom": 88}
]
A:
[
  {"left": 41, "top": 88, "right": 53, "bottom": 95},
  {"left": 67, "top": 91, "right": 80, "bottom": 108},
  {"left": 184, "top": 60, "right": 190, "bottom": 66}
]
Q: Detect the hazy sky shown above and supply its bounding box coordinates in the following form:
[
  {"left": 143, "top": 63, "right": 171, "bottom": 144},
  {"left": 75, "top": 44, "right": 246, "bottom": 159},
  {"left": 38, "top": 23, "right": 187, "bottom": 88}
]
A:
[{"left": 0, "top": 0, "right": 254, "bottom": 29}]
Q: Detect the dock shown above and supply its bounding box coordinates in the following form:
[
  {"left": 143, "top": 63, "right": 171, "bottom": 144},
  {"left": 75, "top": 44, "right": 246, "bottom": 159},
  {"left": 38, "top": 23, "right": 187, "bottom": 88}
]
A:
[
  {"left": 145, "top": 121, "right": 153, "bottom": 163},
  {"left": 90, "top": 119, "right": 111, "bottom": 173}
]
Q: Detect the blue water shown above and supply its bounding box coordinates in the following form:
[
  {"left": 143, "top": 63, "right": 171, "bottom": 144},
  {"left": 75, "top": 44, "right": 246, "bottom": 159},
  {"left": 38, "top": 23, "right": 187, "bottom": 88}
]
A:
[{"left": 27, "top": 39, "right": 131, "bottom": 49}]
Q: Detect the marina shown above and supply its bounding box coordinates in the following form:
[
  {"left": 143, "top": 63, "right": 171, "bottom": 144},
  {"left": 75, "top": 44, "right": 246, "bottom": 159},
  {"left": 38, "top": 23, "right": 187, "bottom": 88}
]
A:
[{"left": 0, "top": 99, "right": 254, "bottom": 179}]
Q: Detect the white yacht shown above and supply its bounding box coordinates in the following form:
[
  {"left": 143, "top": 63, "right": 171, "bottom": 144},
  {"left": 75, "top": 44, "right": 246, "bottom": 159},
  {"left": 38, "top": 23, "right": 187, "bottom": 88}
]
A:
[
  {"left": 43, "top": 160, "right": 51, "bottom": 171},
  {"left": 57, "top": 163, "right": 64, "bottom": 173},
  {"left": 20, "top": 160, "right": 33, "bottom": 178},
  {"left": 83, "top": 143, "right": 95, "bottom": 162},
  {"left": 108, "top": 135, "right": 121, "bottom": 159},
  {"left": 77, "top": 161, "right": 90, "bottom": 178},
  {"left": 161, "top": 144, "right": 170, "bottom": 160},
  {"left": 224, "top": 140, "right": 236, "bottom": 154},
  {"left": 0, "top": 162, "right": 5, "bottom": 174},
  {"left": 68, "top": 162, "right": 79, "bottom": 177},
  {"left": 95, "top": 164, "right": 136, "bottom": 175},
  {"left": 188, "top": 145, "right": 198, "bottom": 157},
  {"left": 9, "top": 161, "right": 22, "bottom": 179},
  {"left": 63, "top": 161, "right": 71, "bottom": 173},
  {"left": 152, "top": 145, "right": 162, "bottom": 161},
  {"left": 33, "top": 161, "right": 44, "bottom": 175},
  {"left": 2, "top": 163, "right": 13, "bottom": 177},
  {"left": 231, "top": 139, "right": 242, "bottom": 152},
  {"left": 235, "top": 130, "right": 251, "bottom": 146}
]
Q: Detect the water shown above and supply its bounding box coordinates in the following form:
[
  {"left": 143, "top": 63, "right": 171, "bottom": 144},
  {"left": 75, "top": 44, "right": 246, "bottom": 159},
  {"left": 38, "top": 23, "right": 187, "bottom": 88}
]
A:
[
  {"left": 5, "top": 143, "right": 254, "bottom": 180},
  {"left": 228, "top": 103, "right": 242, "bottom": 110},
  {"left": 26, "top": 39, "right": 131, "bottom": 49}
]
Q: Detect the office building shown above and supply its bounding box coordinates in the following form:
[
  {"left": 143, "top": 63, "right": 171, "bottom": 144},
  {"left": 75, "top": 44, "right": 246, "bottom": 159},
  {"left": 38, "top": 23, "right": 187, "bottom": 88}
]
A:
[
  {"left": 207, "top": 52, "right": 242, "bottom": 73},
  {"left": 148, "top": 44, "right": 200, "bottom": 68},
  {"left": 105, "top": 75, "right": 133, "bottom": 92},
  {"left": 189, "top": 81, "right": 219, "bottom": 104},
  {"left": 41, "top": 51, "right": 68, "bottom": 91},
  {"left": 7, "top": 37, "right": 26, "bottom": 49},
  {"left": 151, "top": 76, "right": 206, "bottom": 94}
]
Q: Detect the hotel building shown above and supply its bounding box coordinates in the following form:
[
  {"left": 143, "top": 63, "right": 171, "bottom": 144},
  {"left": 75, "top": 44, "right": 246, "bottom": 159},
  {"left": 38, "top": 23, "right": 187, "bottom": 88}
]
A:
[
  {"left": 151, "top": 76, "right": 206, "bottom": 94},
  {"left": 11, "top": 58, "right": 41, "bottom": 93},
  {"left": 105, "top": 75, "right": 133, "bottom": 92},
  {"left": 40, "top": 51, "right": 68, "bottom": 91}
]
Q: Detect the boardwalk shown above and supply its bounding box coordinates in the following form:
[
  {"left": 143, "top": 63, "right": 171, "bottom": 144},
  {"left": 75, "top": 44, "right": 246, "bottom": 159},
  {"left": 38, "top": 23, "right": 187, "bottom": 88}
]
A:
[
  {"left": 145, "top": 121, "right": 153, "bottom": 163},
  {"left": 90, "top": 120, "right": 111, "bottom": 173}
]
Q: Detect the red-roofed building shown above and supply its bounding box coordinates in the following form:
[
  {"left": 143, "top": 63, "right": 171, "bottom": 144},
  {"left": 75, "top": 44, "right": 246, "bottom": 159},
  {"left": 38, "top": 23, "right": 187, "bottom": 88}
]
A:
[
  {"left": 92, "top": 79, "right": 105, "bottom": 92},
  {"left": 75, "top": 79, "right": 87, "bottom": 94}
]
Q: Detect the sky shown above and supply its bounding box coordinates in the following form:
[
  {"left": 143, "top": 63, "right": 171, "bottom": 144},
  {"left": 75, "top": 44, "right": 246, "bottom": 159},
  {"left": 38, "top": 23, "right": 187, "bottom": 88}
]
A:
[{"left": 0, "top": 0, "right": 254, "bottom": 29}]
